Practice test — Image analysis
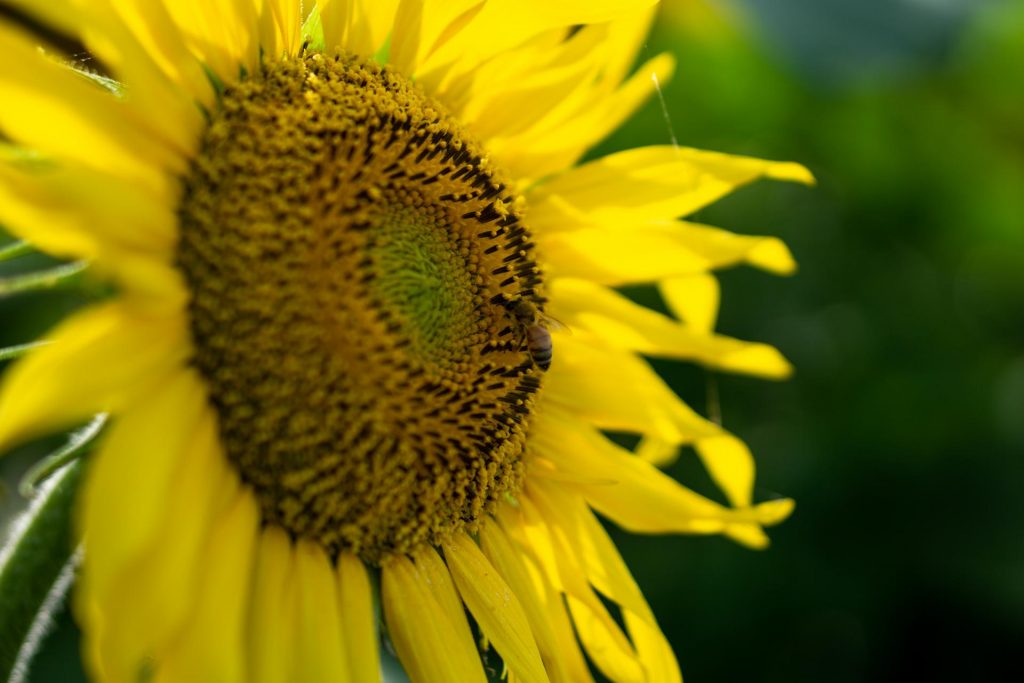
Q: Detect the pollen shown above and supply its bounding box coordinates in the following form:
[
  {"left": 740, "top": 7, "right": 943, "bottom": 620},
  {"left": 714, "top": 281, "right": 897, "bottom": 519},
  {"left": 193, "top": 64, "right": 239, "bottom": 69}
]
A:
[{"left": 175, "top": 52, "right": 545, "bottom": 563}]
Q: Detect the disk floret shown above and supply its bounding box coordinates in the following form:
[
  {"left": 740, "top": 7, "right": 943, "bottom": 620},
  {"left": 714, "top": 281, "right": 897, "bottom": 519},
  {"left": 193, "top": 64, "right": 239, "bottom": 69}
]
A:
[{"left": 176, "top": 52, "right": 545, "bottom": 562}]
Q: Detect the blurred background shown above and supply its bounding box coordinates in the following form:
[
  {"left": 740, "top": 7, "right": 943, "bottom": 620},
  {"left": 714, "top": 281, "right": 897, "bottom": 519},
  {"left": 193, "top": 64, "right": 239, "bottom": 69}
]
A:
[
  {"left": 2, "top": 0, "right": 1023, "bottom": 680},
  {"left": 603, "top": 0, "right": 1024, "bottom": 680}
]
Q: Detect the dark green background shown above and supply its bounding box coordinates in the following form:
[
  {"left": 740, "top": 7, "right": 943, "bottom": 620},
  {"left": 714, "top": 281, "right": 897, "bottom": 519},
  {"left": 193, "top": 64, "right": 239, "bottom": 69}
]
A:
[
  {"left": 2, "top": 0, "right": 1023, "bottom": 680},
  {"left": 604, "top": 1, "right": 1024, "bottom": 680}
]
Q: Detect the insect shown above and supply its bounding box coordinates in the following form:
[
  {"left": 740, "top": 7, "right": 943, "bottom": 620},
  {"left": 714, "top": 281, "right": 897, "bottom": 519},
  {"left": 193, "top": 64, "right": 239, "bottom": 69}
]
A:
[{"left": 505, "top": 297, "right": 565, "bottom": 371}]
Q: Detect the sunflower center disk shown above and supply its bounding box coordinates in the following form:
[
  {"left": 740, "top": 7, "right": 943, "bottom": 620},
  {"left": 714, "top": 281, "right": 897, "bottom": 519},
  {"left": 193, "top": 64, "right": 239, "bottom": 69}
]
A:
[{"left": 176, "top": 53, "right": 545, "bottom": 562}]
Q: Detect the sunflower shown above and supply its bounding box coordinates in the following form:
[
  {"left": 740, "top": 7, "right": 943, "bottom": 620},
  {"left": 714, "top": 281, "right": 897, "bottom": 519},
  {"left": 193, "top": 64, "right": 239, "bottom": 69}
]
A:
[{"left": 0, "top": 1, "right": 810, "bottom": 681}]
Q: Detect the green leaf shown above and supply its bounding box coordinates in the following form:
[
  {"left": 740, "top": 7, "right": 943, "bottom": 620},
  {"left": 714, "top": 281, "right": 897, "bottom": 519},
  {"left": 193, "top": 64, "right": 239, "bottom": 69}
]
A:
[
  {"left": 0, "top": 460, "right": 83, "bottom": 683},
  {"left": 20, "top": 415, "right": 106, "bottom": 498},
  {"left": 0, "top": 261, "right": 88, "bottom": 298},
  {"left": 0, "top": 241, "right": 32, "bottom": 263}
]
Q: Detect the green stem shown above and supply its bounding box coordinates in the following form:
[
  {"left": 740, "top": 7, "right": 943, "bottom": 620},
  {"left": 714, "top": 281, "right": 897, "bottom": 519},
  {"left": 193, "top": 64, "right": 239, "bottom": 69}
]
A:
[
  {"left": 0, "top": 461, "right": 83, "bottom": 683},
  {"left": 0, "top": 261, "right": 88, "bottom": 298}
]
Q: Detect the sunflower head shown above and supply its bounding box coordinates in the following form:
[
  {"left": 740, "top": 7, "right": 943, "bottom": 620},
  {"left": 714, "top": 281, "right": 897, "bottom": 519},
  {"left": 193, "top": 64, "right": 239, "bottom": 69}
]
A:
[
  {"left": 177, "top": 49, "right": 545, "bottom": 561},
  {"left": 0, "top": 1, "right": 810, "bottom": 682}
]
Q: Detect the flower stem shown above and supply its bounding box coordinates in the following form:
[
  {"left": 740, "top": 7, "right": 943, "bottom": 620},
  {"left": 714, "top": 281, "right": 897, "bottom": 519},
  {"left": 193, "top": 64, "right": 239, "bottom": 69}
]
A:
[{"left": 0, "top": 460, "right": 83, "bottom": 683}]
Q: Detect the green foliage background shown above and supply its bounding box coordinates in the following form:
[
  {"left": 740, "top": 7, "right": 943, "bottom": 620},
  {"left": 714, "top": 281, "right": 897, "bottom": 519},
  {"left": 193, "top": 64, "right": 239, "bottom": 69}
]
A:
[
  {"left": 2, "top": 0, "right": 1023, "bottom": 680},
  {"left": 602, "top": 0, "right": 1024, "bottom": 680}
]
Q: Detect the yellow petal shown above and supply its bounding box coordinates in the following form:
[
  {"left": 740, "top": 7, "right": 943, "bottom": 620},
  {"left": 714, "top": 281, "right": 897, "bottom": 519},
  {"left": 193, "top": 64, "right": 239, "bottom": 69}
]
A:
[
  {"left": 506, "top": 493, "right": 676, "bottom": 682},
  {"left": 417, "top": 0, "right": 657, "bottom": 81},
  {"left": 561, "top": 501, "right": 679, "bottom": 683},
  {"left": 343, "top": 0, "right": 399, "bottom": 57},
  {"left": 358, "top": 0, "right": 400, "bottom": 55},
  {"left": 530, "top": 410, "right": 773, "bottom": 542},
  {"left": 381, "top": 555, "right": 487, "bottom": 683},
  {"left": 490, "top": 53, "right": 675, "bottom": 183},
  {"left": 157, "top": 484, "right": 260, "bottom": 683},
  {"left": 318, "top": 0, "right": 353, "bottom": 50},
  {"left": 78, "top": 402, "right": 230, "bottom": 683},
  {"left": 262, "top": 0, "right": 305, "bottom": 56},
  {"left": 248, "top": 527, "right": 298, "bottom": 683},
  {"left": 543, "top": 335, "right": 721, "bottom": 444},
  {"left": 435, "top": 26, "right": 580, "bottom": 117},
  {"left": 412, "top": 546, "right": 471, "bottom": 630},
  {"left": 529, "top": 146, "right": 813, "bottom": 230},
  {"left": 538, "top": 223, "right": 708, "bottom": 285},
  {"left": 96, "top": 251, "right": 190, "bottom": 314},
  {"left": 336, "top": 552, "right": 381, "bottom": 683},
  {"left": 624, "top": 609, "right": 681, "bottom": 683},
  {"left": 478, "top": 519, "right": 593, "bottom": 683},
  {"left": 452, "top": 24, "right": 607, "bottom": 139},
  {"left": 443, "top": 532, "right": 549, "bottom": 683},
  {"left": 4, "top": 0, "right": 206, "bottom": 155},
  {"left": 694, "top": 434, "right": 755, "bottom": 509},
  {"left": 674, "top": 221, "right": 797, "bottom": 275},
  {"left": 76, "top": 370, "right": 207, "bottom": 597},
  {"left": 531, "top": 483, "right": 682, "bottom": 683},
  {"left": 516, "top": 493, "right": 644, "bottom": 683},
  {"left": 497, "top": 500, "right": 564, "bottom": 594},
  {"left": 625, "top": 611, "right": 680, "bottom": 683},
  {"left": 659, "top": 274, "right": 720, "bottom": 333},
  {"left": 565, "top": 595, "right": 645, "bottom": 683},
  {"left": 0, "top": 21, "right": 179, "bottom": 196},
  {"left": 756, "top": 497, "right": 796, "bottom": 526},
  {"left": 0, "top": 154, "right": 177, "bottom": 259},
  {"left": 446, "top": 4, "right": 654, "bottom": 127},
  {"left": 599, "top": 5, "right": 659, "bottom": 89},
  {"left": 548, "top": 278, "right": 793, "bottom": 379},
  {"left": 0, "top": 302, "right": 189, "bottom": 453},
  {"left": 390, "top": 0, "right": 483, "bottom": 76},
  {"left": 161, "top": 0, "right": 259, "bottom": 80},
  {"left": 103, "top": 0, "right": 216, "bottom": 106},
  {"left": 78, "top": 4, "right": 205, "bottom": 154},
  {"left": 293, "top": 539, "right": 351, "bottom": 682},
  {"left": 537, "top": 221, "right": 796, "bottom": 285},
  {"left": 530, "top": 482, "right": 649, "bottom": 620},
  {"left": 634, "top": 434, "right": 683, "bottom": 467}
]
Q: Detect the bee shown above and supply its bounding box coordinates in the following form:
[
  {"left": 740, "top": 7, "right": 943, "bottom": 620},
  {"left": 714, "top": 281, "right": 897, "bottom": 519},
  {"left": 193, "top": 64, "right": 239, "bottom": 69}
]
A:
[{"left": 505, "top": 297, "right": 565, "bottom": 371}]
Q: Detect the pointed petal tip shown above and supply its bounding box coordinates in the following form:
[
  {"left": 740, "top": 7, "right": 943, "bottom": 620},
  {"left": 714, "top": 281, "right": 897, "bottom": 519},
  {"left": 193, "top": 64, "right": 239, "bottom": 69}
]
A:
[
  {"left": 718, "top": 343, "right": 794, "bottom": 381},
  {"left": 768, "top": 161, "right": 815, "bottom": 186},
  {"left": 756, "top": 497, "right": 795, "bottom": 526},
  {"left": 748, "top": 237, "right": 798, "bottom": 276},
  {"left": 721, "top": 499, "right": 795, "bottom": 549}
]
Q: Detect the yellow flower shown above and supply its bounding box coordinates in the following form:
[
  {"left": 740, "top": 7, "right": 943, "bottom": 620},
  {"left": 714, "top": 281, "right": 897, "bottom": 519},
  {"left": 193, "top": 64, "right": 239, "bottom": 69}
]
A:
[{"left": 0, "top": 1, "right": 810, "bottom": 682}]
